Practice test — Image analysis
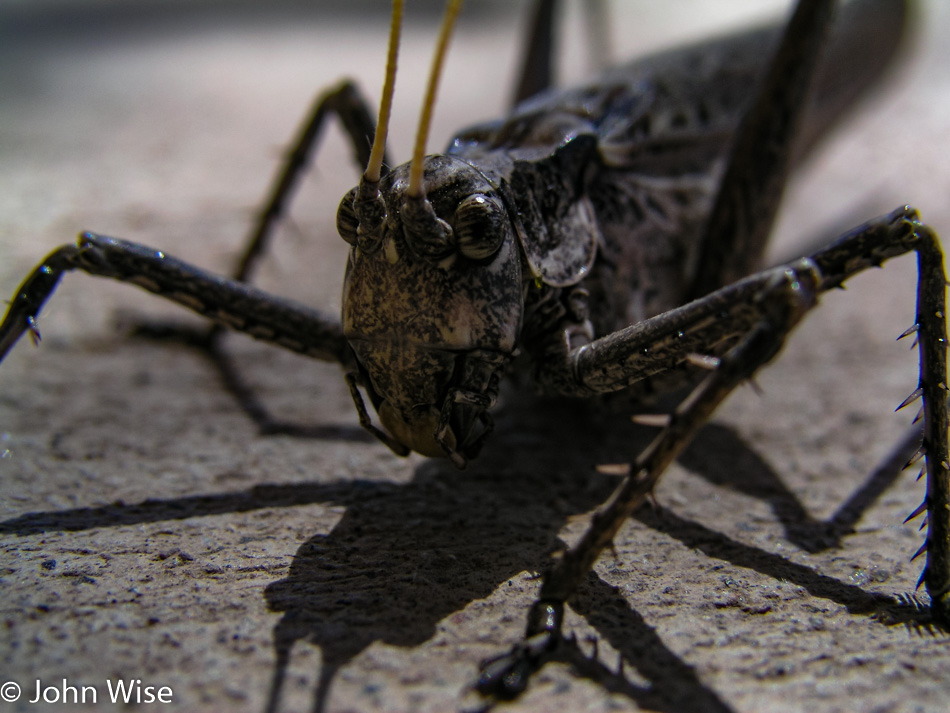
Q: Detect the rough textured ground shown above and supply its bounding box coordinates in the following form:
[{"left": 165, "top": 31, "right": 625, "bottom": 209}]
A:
[{"left": 1, "top": 1, "right": 950, "bottom": 712}]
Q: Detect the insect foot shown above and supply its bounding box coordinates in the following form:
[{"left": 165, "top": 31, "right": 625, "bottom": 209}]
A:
[{"left": 475, "top": 601, "right": 563, "bottom": 699}]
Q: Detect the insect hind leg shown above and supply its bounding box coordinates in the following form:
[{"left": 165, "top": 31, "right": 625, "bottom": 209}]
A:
[{"left": 811, "top": 206, "right": 950, "bottom": 623}]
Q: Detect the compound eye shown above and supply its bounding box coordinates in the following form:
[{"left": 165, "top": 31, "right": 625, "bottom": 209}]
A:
[
  {"left": 454, "top": 194, "right": 508, "bottom": 261},
  {"left": 336, "top": 187, "right": 360, "bottom": 246}
]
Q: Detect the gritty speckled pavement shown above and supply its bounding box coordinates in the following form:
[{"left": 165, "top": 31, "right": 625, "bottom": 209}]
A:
[{"left": 2, "top": 2, "right": 950, "bottom": 711}]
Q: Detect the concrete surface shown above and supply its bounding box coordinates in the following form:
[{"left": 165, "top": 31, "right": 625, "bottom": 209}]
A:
[{"left": 1, "top": 1, "right": 950, "bottom": 712}]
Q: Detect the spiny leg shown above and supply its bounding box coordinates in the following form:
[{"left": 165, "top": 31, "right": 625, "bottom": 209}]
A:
[
  {"left": 809, "top": 213, "right": 950, "bottom": 620},
  {"left": 580, "top": 207, "right": 948, "bottom": 620},
  {"left": 482, "top": 207, "right": 947, "bottom": 697},
  {"left": 480, "top": 258, "right": 823, "bottom": 697}
]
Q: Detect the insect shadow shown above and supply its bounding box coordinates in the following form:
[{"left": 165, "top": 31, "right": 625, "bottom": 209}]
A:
[
  {"left": 0, "top": 390, "right": 925, "bottom": 712},
  {"left": 262, "top": 395, "right": 725, "bottom": 713},
  {"left": 259, "top": 391, "right": 922, "bottom": 713}
]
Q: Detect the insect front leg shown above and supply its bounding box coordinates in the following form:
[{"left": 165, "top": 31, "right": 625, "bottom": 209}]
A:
[
  {"left": 0, "top": 232, "right": 354, "bottom": 369},
  {"left": 480, "top": 257, "right": 822, "bottom": 697},
  {"left": 481, "top": 207, "right": 947, "bottom": 697}
]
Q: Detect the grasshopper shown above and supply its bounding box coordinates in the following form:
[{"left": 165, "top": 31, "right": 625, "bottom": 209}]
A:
[{"left": 0, "top": 0, "right": 946, "bottom": 708}]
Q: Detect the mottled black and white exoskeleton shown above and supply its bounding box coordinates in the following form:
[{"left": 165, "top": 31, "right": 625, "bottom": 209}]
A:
[{"left": 1, "top": 0, "right": 947, "bottom": 704}]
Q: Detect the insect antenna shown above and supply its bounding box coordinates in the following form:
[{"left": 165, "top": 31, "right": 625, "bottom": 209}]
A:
[
  {"left": 392, "top": 0, "right": 465, "bottom": 259},
  {"left": 364, "top": 0, "right": 404, "bottom": 185},
  {"left": 354, "top": 0, "right": 404, "bottom": 235},
  {"left": 408, "top": 0, "right": 464, "bottom": 198}
]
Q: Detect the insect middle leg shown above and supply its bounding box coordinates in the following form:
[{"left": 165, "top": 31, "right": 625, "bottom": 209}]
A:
[
  {"left": 230, "top": 81, "right": 382, "bottom": 285},
  {"left": 480, "top": 206, "right": 947, "bottom": 697},
  {"left": 128, "top": 81, "right": 384, "bottom": 433}
]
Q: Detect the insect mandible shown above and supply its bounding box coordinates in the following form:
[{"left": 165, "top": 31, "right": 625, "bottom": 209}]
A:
[{"left": 0, "top": 0, "right": 947, "bottom": 710}]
